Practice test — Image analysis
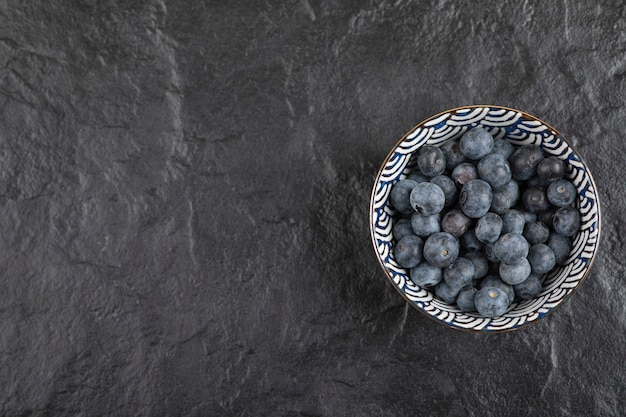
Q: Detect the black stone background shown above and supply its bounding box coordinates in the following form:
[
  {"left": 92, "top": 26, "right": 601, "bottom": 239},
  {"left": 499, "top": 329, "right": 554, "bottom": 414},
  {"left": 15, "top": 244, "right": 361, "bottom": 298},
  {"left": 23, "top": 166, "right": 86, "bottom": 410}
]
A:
[{"left": 0, "top": 1, "right": 624, "bottom": 416}]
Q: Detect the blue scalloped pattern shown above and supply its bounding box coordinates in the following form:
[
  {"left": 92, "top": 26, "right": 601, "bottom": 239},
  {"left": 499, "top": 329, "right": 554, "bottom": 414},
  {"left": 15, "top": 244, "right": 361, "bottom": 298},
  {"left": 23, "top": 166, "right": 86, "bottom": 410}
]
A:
[{"left": 371, "top": 107, "right": 600, "bottom": 332}]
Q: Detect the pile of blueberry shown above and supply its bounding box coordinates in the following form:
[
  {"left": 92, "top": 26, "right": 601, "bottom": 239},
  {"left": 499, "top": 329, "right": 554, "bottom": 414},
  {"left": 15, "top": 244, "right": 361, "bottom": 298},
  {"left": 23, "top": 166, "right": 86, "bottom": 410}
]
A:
[{"left": 390, "top": 127, "right": 580, "bottom": 318}]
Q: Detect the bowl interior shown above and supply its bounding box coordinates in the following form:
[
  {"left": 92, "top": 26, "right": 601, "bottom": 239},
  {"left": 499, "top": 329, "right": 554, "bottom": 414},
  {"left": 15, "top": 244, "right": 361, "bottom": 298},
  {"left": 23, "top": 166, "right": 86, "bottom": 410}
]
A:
[{"left": 370, "top": 106, "right": 601, "bottom": 332}]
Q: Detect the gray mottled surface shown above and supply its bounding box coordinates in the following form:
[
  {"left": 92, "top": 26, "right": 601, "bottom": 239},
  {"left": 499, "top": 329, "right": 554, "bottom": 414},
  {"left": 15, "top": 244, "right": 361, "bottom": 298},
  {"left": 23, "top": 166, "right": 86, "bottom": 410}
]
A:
[{"left": 0, "top": 1, "right": 624, "bottom": 416}]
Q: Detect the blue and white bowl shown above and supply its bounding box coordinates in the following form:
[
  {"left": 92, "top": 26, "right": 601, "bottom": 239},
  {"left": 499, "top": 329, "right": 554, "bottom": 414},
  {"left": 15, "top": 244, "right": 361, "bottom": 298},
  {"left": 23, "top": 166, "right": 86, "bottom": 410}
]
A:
[{"left": 369, "top": 105, "right": 602, "bottom": 332}]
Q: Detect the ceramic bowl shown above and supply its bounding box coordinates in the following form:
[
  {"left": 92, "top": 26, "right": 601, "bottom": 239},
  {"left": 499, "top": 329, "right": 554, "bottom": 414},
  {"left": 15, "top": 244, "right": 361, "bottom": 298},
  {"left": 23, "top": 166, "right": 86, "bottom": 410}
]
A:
[{"left": 369, "top": 105, "right": 601, "bottom": 332}]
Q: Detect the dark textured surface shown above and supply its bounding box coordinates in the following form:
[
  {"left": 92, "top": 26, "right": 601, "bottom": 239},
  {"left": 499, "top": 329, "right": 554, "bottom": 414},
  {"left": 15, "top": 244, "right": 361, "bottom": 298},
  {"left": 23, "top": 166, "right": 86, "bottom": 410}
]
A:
[{"left": 0, "top": 1, "right": 624, "bottom": 416}]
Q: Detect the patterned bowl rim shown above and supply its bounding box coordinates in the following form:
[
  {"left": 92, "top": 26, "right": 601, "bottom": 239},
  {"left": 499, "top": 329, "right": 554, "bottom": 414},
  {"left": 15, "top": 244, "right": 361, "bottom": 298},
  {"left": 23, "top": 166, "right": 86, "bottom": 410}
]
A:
[{"left": 369, "top": 104, "right": 602, "bottom": 332}]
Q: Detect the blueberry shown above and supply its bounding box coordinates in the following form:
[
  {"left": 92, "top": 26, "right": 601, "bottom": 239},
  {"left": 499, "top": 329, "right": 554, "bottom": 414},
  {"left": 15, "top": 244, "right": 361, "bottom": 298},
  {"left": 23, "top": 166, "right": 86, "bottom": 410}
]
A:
[
  {"left": 490, "top": 180, "right": 519, "bottom": 214},
  {"left": 518, "top": 209, "right": 537, "bottom": 224},
  {"left": 461, "top": 229, "right": 483, "bottom": 252},
  {"left": 423, "top": 232, "right": 460, "bottom": 268},
  {"left": 508, "top": 145, "right": 544, "bottom": 180},
  {"left": 460, "top": 179, "right": 492, "bottom": 218},
  {"left": 547, "top": 179, "right": 577, "bottom": 208},
  {"left": 493, "top": 233, "right": 529, "bottom": 264},
  {"left": 477, "top": 153, "right": 512, "bottom": 189},
  {"left": 490, "top": 190, "right": 512, "bottom": 214},
  {"left": 514, "top": 274, "right": 543, "bottom": 300},
  {"left": 451, "top": 162, "right": 478, "bottom": 186},
  {"left": 527, "top": 244, "right": 556, "bottom": 275},
  {"left": 492, "top": 138, "right": 515, "bottom": 159},
  {"left": 475, "top": 287, "right": 509, "bottom": 318},
  {"left": 435, "top": 281, "right": 462, "bottom": 304},
  {"left": 440, "top": 139, "right": 468, "bottom": 170},
  {"left": 441, "top": 209, "right": 472, "bottom": 237},
  {"left": 410, "top": 182, "right": 446, "bottom": 215},
  {"left": 407, "top": 171, "right": 429, "bottom": 183},
  {"left": 390, "top": 179, "right": 418, "bottom": 213},
  {"left": 480, "top": 276, "right": 515, "bottom": 304},
  {"left": 456, "top": 287, "right": 478, "bottom": 312},
  {"left": 548, "top": 233, "right": 571, "bottom": 265},
  {"left": 499, "top": 258, "right": 532, "bottom": 285},
  {"left": 501, "top": 209, "right": 525, "bottom": 234},
  {"left": 483, "top": 242, "right": 499, "bottom": 263},
  {"left": 501, "top": 180, "right": 520, "bottom": 203},
  {"left": 536, "top": 156, "right": 565, "bottom": 183},
  {"left": 430, "top": 175, "right": 457, "bottom": 207},
  {"left": 552, "top": 207, "right": 581, "bottom": 237},
  {"left": 393, "top": 218, "right": 414, "bottom": 242},
  {"left": 460, "top": 127, "right": 494, "bottom": 160},
  {"left": 475, "top": 213, "right": 503, "bottom": 244},
  {"left": 523, "top": 221, "right": 550, "bottom": 245},
  {"left": 466, "top": 251, "right": 489, "bottom": 279},
  {"left": 444, "top": 257, "right": 475, "bottom": 288},
  {"left": 418, "top": 145, "right": 446, "bottom": 177},
  {"left": 522, "top": 187, "right": 550, "bottom": 213},
  {"left": 411, "top": 213, "right": 441, "bottom": 238},
  {"left": 410, "top": 262, "right": 443, "bottom": 287},
  {"left": 394, "top": 235, "right": 424, "bottom": 268}
]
